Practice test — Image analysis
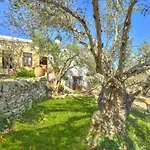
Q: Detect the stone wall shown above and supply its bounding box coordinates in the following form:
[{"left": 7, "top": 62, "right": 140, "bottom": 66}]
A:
[{"left": 0, "top": 77, "right": 49, "bottom": 118}]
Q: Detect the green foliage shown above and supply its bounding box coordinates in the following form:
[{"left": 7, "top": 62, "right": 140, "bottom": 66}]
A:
[
  {"left": 17, "top": 68, "right": 35, "bottom": 77},
  {"left": 137, "top": 41, "right": 150, "bottom": 62},
  {"left": 10, "top": 76, "right": 17, "bottom": 80},
  {"left": 9, "top": 0, "right": 74, "bottom": 32},
  {"left": 0, "top": 116, "right": 12, "bottom": 133},
  {"left": 31, "top": 31, "right": 60, "bottom": 56},
  {"left": 67, "top": 41, "right": 96, "bottom": 70}
]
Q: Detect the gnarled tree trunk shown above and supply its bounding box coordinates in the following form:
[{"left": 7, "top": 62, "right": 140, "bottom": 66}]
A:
[{"left": 87, "top": 78, "right": 129, "bottom": 149}]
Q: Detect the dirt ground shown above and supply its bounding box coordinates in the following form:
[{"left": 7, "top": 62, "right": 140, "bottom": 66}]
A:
[{"left": 132, "top": 93, "right": 150, "bottom": 113}]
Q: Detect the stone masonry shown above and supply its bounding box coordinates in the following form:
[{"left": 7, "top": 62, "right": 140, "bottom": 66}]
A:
[{"left": 0, "top": 77, "right": 49, "bottom": 118}]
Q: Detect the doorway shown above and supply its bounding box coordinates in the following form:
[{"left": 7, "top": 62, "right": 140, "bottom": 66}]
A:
[
  {"left": 40, "top": 57, "right": 48, "bottom": 72},
  {"left": 72, "top": 76, "right": 82, "bottom": 90}
]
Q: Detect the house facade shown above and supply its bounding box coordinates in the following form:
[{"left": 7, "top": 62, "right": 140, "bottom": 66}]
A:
[
  {"left": 0, "top": 35, "right": 50, "bottom": 74},
  {"left": 0, "top": 35, "right": 95, "bottom": 91}
]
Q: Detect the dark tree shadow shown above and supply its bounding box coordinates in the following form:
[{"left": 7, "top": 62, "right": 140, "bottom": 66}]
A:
[
  {"left": 1, "top": 115, "right": 91, "bottom": 150},
  {"left": 19, "top": 96, "right": 97, "bottom": 124},
  {"left": 127, "top": 110, "right": 150, "bottom": 149},
  {"left": 0, "top": 96, "right": 96, "bottom": 150}
]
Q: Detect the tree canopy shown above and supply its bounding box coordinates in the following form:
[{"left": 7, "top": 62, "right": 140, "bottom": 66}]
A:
[{"left": 6, "top": 0, "right": 150, "bottom": 149}]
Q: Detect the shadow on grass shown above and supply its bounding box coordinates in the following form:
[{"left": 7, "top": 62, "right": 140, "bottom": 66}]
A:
[
  {"left": 1, "top": 116, "right": 90, "bottom": 150},
  {"left": 0, "top": 96, "right": 96, "bottom": 150},
  {"left": 127, "top": 110, "right": 150, "bottom": 149},
  {"left": 20, "top": 96, "right": 97, "bottom": 123}
]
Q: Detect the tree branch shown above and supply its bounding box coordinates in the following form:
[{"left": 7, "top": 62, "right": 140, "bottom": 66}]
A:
[
  {"left": 92, "top": 0, "right": 103, "bottom": 74},
  {"left": 69, "top": 26, "right": 98, "bottom": 56},
  {"left": 110, "top": 12, "right": 119, "bottom": 59},
  {"left": 118, "top": 0, "right": 136, "bottom": 74},
  {"left": 74, "top": 35, "right": 89, "bottom": 49},
  {"left": 122, "top": 61, "right": 150, "bottom": 79},
  {"left": 61, "top": 64, "right": 76, "bottom": 79},
  {"left": 59, "top": 54, "right": 78, "bottom": 77},
  {"left": 69, "top": 26, "right": 87, "bottom": 38},
  {"left": 112, "top": 0, "right": 124, "bottom": 12},
  {"left": 39, "top": 0, "right": 97, "bottom": 64},
  {"left": 128, "top": 75, "right": 150, "bottom": 105}
]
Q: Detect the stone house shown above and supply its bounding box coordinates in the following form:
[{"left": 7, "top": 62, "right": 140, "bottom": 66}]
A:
[
  {"left": 0, "top": 35, "right": 94, "bottom": 91},
  {"left": 0, "top": 35, "right": 50, "bottom": 74},
  {"left": 64, "top": 66, "right": 89, "bottom": 90}
]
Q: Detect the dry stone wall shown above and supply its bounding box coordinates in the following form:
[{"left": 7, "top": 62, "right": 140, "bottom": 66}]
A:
[{"left": 0, "top": 77, "right": 49, "bottom": 118}]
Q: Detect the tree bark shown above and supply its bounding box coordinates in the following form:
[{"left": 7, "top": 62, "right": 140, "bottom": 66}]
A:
[
  {"left": 87, "top": 78, "right": 128, "bottom": 149},
  {"left": 54, "top": 77, "right": 62, "bottom": 95}
]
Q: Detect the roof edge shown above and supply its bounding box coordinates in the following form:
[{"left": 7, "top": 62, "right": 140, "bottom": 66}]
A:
[{"left": 0, "top": 35, "right": 32, "bottom": 43}]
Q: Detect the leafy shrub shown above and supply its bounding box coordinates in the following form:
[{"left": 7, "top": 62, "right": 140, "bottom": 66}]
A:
[
  {"left": 0, "top": 116, "right": 12, "bottom": 133},
  {"left": 17, "top": 68, "right": 35, "bottom": 77}
]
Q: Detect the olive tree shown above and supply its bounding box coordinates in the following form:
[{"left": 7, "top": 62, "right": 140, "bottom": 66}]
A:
[{"left": 8, "top": 0, "right": 150, "bottom": 149}]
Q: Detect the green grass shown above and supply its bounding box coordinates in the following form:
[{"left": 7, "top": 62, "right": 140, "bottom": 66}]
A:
[
  {"left": 127, "top": 110, "right": 150, "bottom": 150},
  {"left": 0, "top": 96, "right": 150, "bottom": 150},
  {"left": 0, "top": 96, "right": 96, "bottom": 150}
]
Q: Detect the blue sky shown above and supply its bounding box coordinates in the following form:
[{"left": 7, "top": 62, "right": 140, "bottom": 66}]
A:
[
  {"left": 0, "top": 1, "right": 150, "bottom": 47},
  {"left": 0, "top": 2, "right": 9, "bottom": 35}
]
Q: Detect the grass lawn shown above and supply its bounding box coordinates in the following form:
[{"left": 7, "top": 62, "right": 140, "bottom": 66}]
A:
[{"left": 0, "top": 96, "right": 150, "bottom": 150}]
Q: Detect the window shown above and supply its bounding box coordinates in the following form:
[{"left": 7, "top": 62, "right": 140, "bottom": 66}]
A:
[{"left": 23, "top": 52, "right": 32, "bottom": 67}]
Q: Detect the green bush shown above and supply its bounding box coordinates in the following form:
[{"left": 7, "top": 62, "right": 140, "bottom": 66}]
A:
[
  {"left": 17, "top": 68, "right": 35, "bottom": 77},
  {"left": 0, "top": 116, "right": 12, "bottom": 133}
]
